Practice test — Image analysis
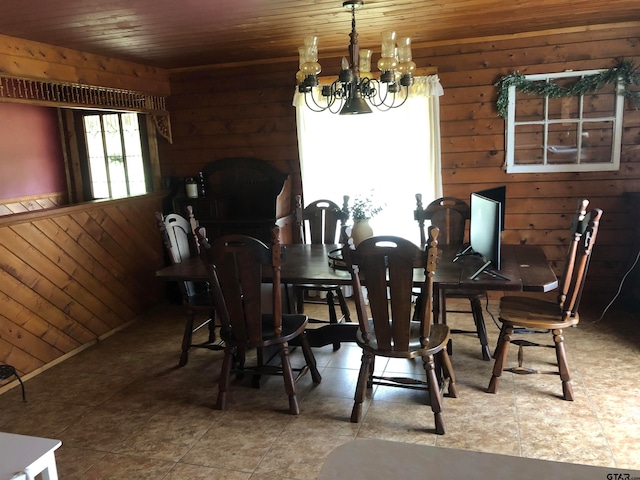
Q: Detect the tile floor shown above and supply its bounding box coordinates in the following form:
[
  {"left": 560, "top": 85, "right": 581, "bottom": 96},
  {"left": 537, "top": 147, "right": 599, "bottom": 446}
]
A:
[{"left": 1, "top": 295, "right": 639, "bottom": 479}]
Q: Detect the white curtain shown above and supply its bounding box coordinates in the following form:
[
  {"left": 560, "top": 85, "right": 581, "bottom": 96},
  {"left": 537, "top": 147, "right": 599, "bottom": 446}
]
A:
[{"left": 293, "top": 75, "right": 443, "bottom": 245}]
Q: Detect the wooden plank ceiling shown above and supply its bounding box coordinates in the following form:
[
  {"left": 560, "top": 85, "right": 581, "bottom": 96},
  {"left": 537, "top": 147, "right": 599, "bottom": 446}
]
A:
[{"left": 0, "top": 0, "right": 639, "bottom": 70}]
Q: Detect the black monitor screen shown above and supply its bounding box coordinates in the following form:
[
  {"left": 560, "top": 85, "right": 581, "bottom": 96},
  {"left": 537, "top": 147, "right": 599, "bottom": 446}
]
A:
[
  {"left": 470, "top": 192, "right": 502, "bottom": 270},
  {"left": 473, "top": 186, "right": 506, "bottom": 231}
]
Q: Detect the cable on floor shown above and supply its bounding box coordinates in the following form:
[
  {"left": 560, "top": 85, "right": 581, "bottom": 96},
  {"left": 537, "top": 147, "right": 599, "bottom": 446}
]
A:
[{"left": 593, "top": 246, "right": 640, "bottom": 323}]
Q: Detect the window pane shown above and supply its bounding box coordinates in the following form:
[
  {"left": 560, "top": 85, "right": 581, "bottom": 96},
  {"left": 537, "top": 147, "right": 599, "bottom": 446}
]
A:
[
  {"left": 513, "top": 124, "right": 544, "bottom": 165},
  {"left": 548, "top": 94, "right": 579, "bottom": 121},
  {"left": 547, "top": 123, "right": 578, "bottom": 164},
  {"left": 582, "top": 122, "right": 614, "bottom": 164},
  {"left": 515, "top": 92, "right": 545, "bottom": 122},
  {"left": 121, "top": 113, "right": 147, "bottom": 195},
  {"left": 583, "top": 84, "right": 616, "bottom": 118},
  {"left": 84, "top": 115, "right": 110, "bottom": 198},
  {"left": 102, "top": 114, "right": 127, "bottom": 198}
]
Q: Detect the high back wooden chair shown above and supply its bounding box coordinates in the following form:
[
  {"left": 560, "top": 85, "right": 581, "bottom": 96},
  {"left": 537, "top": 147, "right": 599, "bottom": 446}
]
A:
[
  {"left": 343, "top": 229, "right": 458, "bottom": 435},
  {"left": 487, "top": 199, "right": 603, "bottom": 400},
  {"left": 415, "top": 194, "right": 491, "bottom": 360},
  {"left": 156, "top": 209, "right": 221, "bottom": 366},
  {"left": 197, "top": 225, "right": 321, "bottom": 415},
  {"left": 295, "top": 197, "right": 351, "bottom": 351}
]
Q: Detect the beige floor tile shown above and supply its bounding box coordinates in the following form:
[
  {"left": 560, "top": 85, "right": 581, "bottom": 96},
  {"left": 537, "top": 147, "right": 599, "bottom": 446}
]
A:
[{"left": 80, "top": 452, "right": 175, "bottom": 478}]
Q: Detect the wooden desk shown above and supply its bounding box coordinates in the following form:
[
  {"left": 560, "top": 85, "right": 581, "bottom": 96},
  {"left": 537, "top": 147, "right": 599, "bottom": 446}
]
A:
[
  {"left": 156, "top": 244, "right": 557, "bottom": 347},
  {"left": 0, "top": 432, "right": 61, "bottom": 480},
  {"left": 319, "top": 439, "right": 640, "bottom": 480}
]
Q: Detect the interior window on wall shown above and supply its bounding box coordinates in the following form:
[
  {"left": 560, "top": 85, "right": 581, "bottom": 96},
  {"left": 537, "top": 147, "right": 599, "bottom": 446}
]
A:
[
  {"left": 505, "top": 69, "right": 624, "bottom": 173},
  {"left": 82, "top": 112, "right": 148, "bottom": 199}
]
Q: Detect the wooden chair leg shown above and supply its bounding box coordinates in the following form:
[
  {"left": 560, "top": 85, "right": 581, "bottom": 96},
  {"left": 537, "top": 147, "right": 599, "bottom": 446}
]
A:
[
  {"left": 470, "top": 297, "right": 491, "bottom": 361},
  {"left": 179, "top": 309, "right": 196, "bottom": 367},
  {"left": 295, "top": 287, "right": 305, "bottom": 314},
  {"left": 351, "top": 351, "right": 373, "bottom": 423},
  {"left": 216, "top": 347, "right": 234, "bottom": 410},
  {"left": 553, "top": 328, "right": 574, "bottom": 401},
  {"left": 423, "top": 353, "right": 445, "bottom": 435},
  {"left": 438, "top": 349, "right": 458, "bottom": 398},
  {"left": 492, "top": 323, "right": 507, "bottom": 359},
  {"left": 278, "top": 343, "right": 300, "bottom": 415},
  {"left": 488, "top": 324, "right": 512, "bottom": 394},
  {"left": 326, "top": 290, "right": 342, "bottom": 351},
  {"left": 206, "top": 310, "right": 217, "bottom": 344},
  {"left": 299, "top": 333, "right": 322, "bottom": 384},
  {"left": 335, "top": 287, "right": 351, "bottom": 322}
]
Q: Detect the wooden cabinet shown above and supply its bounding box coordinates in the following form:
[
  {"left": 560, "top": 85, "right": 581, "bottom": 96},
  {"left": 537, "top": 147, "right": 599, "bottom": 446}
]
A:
[{"left": 172, "top": 158, "right": 296, "bottom": 244}]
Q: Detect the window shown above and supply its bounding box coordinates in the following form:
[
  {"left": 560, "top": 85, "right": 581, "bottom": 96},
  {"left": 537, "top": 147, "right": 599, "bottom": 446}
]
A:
[
  {"left": 294, "top": 75, "right": 443, "bottom": 245},
  {"left": 81, "top": 112, "right": 149, "bottom": 199},
  {"left": 505, "top": 69, "right": 624, "bottom": 173}
]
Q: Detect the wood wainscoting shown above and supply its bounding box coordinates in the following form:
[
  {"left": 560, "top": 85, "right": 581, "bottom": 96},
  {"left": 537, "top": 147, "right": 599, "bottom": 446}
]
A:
[
  {"left": 0, "top": 192, "right": 68, "bottom": 217},
  {"left": 0, "top": 192, "right": 166, "bottom": 387}
]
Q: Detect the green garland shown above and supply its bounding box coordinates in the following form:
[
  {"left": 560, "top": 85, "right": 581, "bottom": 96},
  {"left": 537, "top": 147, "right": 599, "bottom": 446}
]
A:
[{"left": 495, "top": 59, "right": 640, "bottom": 118}]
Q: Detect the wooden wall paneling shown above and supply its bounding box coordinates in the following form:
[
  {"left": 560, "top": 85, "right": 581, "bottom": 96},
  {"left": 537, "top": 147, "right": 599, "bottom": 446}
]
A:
[
  {"left": 0, "top": 334, "right": 44, "bottom": 374},
  {"left": 12, "top": 219, "right": 130, "bottom": 327},
  {"left": 0, "top": 271, "right": 81, "bottom": 357},
  {"left": 161, "top": 24, "right": 640, "bottom": 307},
  {"left": 0, "top": 240, "right": 108, "bottom": 340},
  {"left": 0, "top": 34, "right": 171, "bottom": 96},
  {"left": 0, "top": 227, "right": 114, "bottom": 336},
  {"left": 71, "top": 211, "right": 150, "bottom": 303},
  {"left": 0, "top": 193, "right": 165, "bottom": 379}
]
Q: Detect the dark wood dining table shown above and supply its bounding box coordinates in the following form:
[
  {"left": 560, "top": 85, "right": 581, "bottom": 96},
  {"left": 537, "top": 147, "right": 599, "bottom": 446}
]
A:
[{"left": 155, "top": 243, "right": 557, "bottom": 347}]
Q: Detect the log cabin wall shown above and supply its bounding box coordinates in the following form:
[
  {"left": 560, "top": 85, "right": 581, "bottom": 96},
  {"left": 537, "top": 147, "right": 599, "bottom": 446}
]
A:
[
  {"left": 429, "top": 23, "right": 640, "bottom": 308},
  {"left": 0, "top": 193, "right": 166, "bottom": 383},
  {"left": 163, "top": 23, "right": 640, "bottom": 308}
]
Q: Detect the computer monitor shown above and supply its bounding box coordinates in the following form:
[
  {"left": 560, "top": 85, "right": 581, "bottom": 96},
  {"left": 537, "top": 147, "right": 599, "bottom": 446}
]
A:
[
  {"left": 469, "top": 186, "right": 506, "bottom": 280},
  {"left": 473, "top": 186, "right": 506, "bottom": 231}
]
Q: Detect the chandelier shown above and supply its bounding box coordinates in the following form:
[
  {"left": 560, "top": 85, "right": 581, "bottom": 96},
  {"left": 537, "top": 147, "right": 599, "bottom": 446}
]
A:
[{"left": 296, "top": 0, "right": 416, "bottom": 115}]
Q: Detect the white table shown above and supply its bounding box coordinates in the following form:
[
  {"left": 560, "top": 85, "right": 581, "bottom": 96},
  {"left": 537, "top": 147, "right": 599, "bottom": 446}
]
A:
[
  {"left": 319, "top": 439, "right": 640, "bottom": 480},
  {"left": 0, "top": 432, "right": 62, "bottom": 480}
]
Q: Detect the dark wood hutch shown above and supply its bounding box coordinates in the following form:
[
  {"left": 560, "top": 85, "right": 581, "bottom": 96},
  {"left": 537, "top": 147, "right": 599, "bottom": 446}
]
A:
[{"left": 171, "top": 158, "right": 297, "bottom": 244}]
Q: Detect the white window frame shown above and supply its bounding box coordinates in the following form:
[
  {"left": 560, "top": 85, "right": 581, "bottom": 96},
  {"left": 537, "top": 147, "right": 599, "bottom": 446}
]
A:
[{"left": 505, "top": 69, "right": 625, "bottom": 173}]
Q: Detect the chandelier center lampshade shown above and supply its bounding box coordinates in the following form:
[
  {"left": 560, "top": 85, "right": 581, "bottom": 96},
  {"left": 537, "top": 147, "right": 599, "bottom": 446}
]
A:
[{"left": 296, "top": 0, "right": 416, "bottom": 115}]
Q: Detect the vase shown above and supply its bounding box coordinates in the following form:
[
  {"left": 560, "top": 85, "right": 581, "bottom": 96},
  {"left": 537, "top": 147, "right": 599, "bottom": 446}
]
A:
[{"left": 351, "top": 219, "right": 374, "bottom": 246}]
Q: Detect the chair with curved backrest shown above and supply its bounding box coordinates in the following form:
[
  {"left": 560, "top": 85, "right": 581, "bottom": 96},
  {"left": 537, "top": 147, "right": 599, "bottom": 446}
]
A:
[
  {"left": 487, "top": 199, "right": 603, "bottom": 401},
  {"left": 295, "top": 197, "right": 351, "bottom": 351},
  {"left": 156, "top": 208, "right": 221, "bottom": 367},
  {"left": 343, "top": 228, "right": 458, "bottom": 435},
  {"left": 415, "top": 194, "right": 491, "bottom": 360},
  {"left": 197, "top": 225, "right": 321, "bottom": 415}
]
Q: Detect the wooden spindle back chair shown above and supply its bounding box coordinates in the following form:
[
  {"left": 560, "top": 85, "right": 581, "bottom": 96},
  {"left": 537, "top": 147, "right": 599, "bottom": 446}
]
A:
[
  {"left": 156, "top": 210, "right": 221, "bottom": 366},
  {"left": 487, "top": 199, "right": 603, "bottom": 400}
]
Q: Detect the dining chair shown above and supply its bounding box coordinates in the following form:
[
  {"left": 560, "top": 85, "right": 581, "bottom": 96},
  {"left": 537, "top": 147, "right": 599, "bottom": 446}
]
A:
[
  {"left": 156, "top": 209, "right": 221, "bottom": 367},
  {"left": 487, "top": 199, "right": 603, "bottom": 400},
  {"left": 415, "top": 194, "right": 491, "bottom": 360},
  {"left": 295, "top": 197, "right": 351, "bottom": 351},
  {"left": 196, "top": 225, "right": 321, "bottom": 415},
  {"left": 343, "top": 228, "right": 458, "bottom": 434}
]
